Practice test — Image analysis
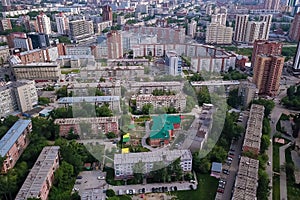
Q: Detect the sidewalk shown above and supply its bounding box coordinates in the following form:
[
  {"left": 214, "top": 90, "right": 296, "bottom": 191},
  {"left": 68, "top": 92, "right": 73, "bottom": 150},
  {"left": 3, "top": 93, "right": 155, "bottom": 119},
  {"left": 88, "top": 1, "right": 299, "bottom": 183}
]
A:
[{"left": 279, "top": 142, "right": 290, "bottom": 200}]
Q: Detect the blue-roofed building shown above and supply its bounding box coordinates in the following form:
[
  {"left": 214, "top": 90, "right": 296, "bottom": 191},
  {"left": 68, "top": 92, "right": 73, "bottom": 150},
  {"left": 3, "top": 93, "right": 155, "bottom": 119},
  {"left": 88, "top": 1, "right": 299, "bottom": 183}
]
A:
[
  {"left": 211, "top": 162, "right": 222, "bottom": 179},
  {"left": 0, "top": 119, "right": 32, "bottom": 173}
]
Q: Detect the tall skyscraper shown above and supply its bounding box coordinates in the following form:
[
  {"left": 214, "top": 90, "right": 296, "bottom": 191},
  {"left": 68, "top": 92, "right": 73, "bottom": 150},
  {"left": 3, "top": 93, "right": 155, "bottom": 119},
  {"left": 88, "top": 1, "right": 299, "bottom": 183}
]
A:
[
  {"left": 187, "top": 20, "right": 197, "bottom": 38},
  {"left": 234, "top": 15, "right": 249, "bottom": 42},
  {"left": 264, "top": 0, "right": 280, "bottom": 10},
  {"left": 36, "top": 12, "right": 52, "bottom": 35},
  {"left": 211, "top": 13, "right": 227, "bottom": 26},
  {"left": 293, "top": 40, "right": 300, "bottom": 72},
  {"left": 253, "top": 55, "right": 284, "bottom": 96},
  {"left": 234, "top": 14, "right": 272, "bottom": 43},
  {"left": 289, "top": 12, "right": 300, "bottom": 42},
  {"left": 56, "top": 12, "right": 69, "bottom": 35},
  {"left": 102, "top": 5, "right": 113, "bottom": 22},
  {"left": 107, "top": 30, "right": 123, "bottom": 59},
  {"left": 251, "top": 40, "right": 282, "bottom": 67}
]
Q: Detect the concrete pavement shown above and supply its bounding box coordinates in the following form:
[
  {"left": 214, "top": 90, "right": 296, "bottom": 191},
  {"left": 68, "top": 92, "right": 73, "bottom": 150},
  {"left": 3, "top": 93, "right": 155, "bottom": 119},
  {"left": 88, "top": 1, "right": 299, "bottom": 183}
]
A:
[{"left": 280, "top": 142, "right": 291, "bottom": 200}]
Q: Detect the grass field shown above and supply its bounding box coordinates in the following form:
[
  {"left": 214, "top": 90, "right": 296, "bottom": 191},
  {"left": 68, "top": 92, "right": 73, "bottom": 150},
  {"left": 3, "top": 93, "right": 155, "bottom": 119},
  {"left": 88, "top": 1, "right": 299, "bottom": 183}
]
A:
[
  {"left": 273, "top": 175, "right": 280, "bottom": 200},
  {"left": 273, "top": 143, "right": 283, "bottom": 173},
  {"left": 175, "top": 174, "right": 218, "bottom": 200}
]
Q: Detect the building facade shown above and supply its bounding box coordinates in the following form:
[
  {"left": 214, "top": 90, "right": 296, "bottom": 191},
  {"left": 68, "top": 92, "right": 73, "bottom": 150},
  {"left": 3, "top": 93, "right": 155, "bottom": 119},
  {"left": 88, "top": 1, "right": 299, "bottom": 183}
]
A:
[
  {"left": 36, "top": 12, "right": 52, "bottom": 35},
  {"left": 69, "top": 20, "right": 95, "bottom": 43},
  {"left": 234, "top": 14, "right": 249, "bottom": 42},
  {"left": 15, "top": 146, "right": 60, "bottom": 200},
  {"left": 253, "top": 55, "right": 284, "bottom": 96},
  {"left": 293, "top": 41, "right": 300, "bottom": 72},
  {"left": 0, "top": 80, "right": 38, "bottom": 117},
  {"left": 130, "top": 81, "right": 182, "bottom": 94},
  {"left": 114, "top": 149, "right": 192, "bottom": 179},
  {"left": 251, "top": 40, "right": 282, "bottom": 67},
  {"left": 56, "top": 12, "right": 69, "bottom": 35},
  {"left": 54, "top": 117, "right": 118, "bottom": 137},
  {"left": 289, "top": 12, "right": 300, "bottom": 42},
  {"left": 238, "top": 81, "right": 258, "bottom": 109},
  {"left": 165, "top": 51, "right": 182, "bottom": 76},
  {"left": 12, "top": 63, "right": 61, "bottom": 81},
  {"left": 102, "top": 5, "right": 113, "bottom": 22},
  {"left": 0, "top": 119, "right": 32, "bottom": 173},
  {"left": 0, "top": 18, "right": 12, "bottom": 32},
  {"left": 135, "top": 93, "right": 186, "bottom": 112},
  {"left": 206, "top": 23, "right": 233, "bottom": 44},
  {"left": 107, "top": 30, "right": 123, "bottom": 59}
]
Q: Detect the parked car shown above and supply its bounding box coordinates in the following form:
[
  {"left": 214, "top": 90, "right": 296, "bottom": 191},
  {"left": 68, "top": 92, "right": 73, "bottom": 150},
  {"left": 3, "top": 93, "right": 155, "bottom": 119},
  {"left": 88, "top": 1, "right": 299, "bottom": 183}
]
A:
[
  {"left": 76, "top": 176, "right": 83, "bottom": 179},
  {"left": 217, "top": 188, "right": 224, "bottom": 193},
  {"left": 223, "top": 169, "right": 230, "bottom": 175}
]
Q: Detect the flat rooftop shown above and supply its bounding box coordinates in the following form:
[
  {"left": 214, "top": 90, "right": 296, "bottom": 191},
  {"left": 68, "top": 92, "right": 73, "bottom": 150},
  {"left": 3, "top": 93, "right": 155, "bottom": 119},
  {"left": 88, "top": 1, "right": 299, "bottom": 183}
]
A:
[
  {"left": 243, "top": 104, "right": 264, "bottom": 151},
  {"left": 57, "top": 96, "right": 120, "bottom": 104},
  {"left": 54, "top": 117, "right": 118, "bottom": 125},
  {"left": 0, "top": 119, "right": 31, "bottom": 157},
  {"left": 15, "top": 146, "right": 60, "bottom": 200},
  {"left": 130, "top": 81, "right": 181, "bottom": 87},
  {"left": 114, "top": 149, "right": 192, "bottom": 165},
  {"left": 232, "top": 156, "right": 259, "bottom": 200}
]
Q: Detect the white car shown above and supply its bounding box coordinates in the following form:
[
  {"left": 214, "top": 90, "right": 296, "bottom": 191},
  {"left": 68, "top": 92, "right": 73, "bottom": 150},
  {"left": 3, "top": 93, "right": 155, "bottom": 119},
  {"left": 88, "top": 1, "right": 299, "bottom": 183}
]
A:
[{"left": 97, "top": 176, "right": 105, "bottom": 180}]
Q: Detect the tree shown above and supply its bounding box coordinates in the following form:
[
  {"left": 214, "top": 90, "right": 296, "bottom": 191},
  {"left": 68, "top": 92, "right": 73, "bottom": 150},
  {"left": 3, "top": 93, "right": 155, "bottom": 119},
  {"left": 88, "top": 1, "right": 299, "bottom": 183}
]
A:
[
  {"left": 56, "top": 86, "right": 68, "bottom": 99},
  {"left": 257, "top": 169, "right": 270, "bottom": 200},
  {"left": 142, "top": 104, "right": 153, "bottom": 115},
  {"left": 38, "top": 97, "right": 50, "bottom": 105},
  {"left": 252, "top": 98, "right": 275, "bottom": 116},
  {"left": 106, "top": 189, "right": 116, "bottom": 197},
  {"left": 106, "top": 132, "right": 116, "bottom": 139},
  {"left": 227, "top": 88, "right": 241, "bottom": 108},
  {"left": 133, "top": 161, "right": 145, "bottom": 184},
  {"left": 58, "top": 36, "right": 71, "bottom": 44},
  {"left": 197, "top": 86, "right": 211, "bottom": 106},
  {"left": 192, "top": 153, "right": 211, "bottom": 173},
  {"left": 260, "top": 135, "right": 270, "bottom": 154},
  {"left": 96, "top": 104, "right": 113, "bottom": 117}
]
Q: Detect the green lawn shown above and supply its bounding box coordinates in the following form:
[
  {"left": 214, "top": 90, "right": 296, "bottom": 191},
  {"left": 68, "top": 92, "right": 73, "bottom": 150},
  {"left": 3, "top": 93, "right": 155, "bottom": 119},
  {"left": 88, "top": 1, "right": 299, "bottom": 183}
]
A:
[
  {"left": 273, "top": 143, "right": 283, "bottom": 173},
  {"left": 175, "top": 174, "right": 218, "bottom": 200},
  {"left": 273, "top": 175, "right": 280, "bottom": 200},
  {"left": 61, "top": 69, "right": 80, "bottom": 74}
]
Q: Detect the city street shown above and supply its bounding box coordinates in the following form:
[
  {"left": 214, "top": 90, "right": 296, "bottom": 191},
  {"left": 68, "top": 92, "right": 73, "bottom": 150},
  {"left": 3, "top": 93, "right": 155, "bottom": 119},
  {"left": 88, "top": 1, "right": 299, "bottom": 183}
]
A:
[{"left": 220, "top": 111, "right": 249, "bottom": 200}]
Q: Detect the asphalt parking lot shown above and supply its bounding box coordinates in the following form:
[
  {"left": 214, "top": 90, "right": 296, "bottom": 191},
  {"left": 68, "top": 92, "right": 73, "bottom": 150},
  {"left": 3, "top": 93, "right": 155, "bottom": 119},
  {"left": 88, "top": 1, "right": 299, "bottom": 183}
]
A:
[{"left": 73, "top": 171, "right": 108, "bottom": 200}]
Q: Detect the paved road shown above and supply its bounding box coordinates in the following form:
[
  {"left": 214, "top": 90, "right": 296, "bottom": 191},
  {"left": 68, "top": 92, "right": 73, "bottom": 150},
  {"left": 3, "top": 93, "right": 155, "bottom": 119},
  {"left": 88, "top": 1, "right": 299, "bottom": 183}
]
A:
[
  {"left": 220, "top": 111, "right": 249, "bottom": 200},
  {"left": 280, "top": 142, "right": 291, "bottom": 200}
]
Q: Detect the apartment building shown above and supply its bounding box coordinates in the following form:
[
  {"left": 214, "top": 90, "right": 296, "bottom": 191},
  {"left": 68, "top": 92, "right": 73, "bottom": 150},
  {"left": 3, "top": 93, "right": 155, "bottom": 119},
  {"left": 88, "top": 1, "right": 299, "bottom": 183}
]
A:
[
  {"left": 56, "top": 12, "right": 69, "bottom": 35},
  {"left": 107, "top": 30, "right": 123, "bottom": 59},
  {"left": 253, "top": 55, "right": 284, "bottom": 96},
  {"left": 242, "top": 104, "right": 265, "bottom": 154},
  {"left": 0, "top": 45, "right": 10, "bottom": 64},
  {"left": 165, "top": 51, "right": 182, "bottom": 76},
  {"left": 128, "top": 26, "right": 186, "bottom": 44},
  {"left": 238, "top": 81, "right": 258, "bottom": 109},
  {"left": 114, "top": 149, "right": 192, "bottom": 179},
  {"left": 187, "top": 20, "right": 197, "bottom": 38},
  {"left": 68, "top": 81, "right": 121, "bottom": 97},
  {"left": 234, "top": 15, "right": 272, "bottom": 43},
  {"left": 135, "top": 93, "right": 186, "bottom": 112},
  {"left": 131, "top": 43, "right": 236, "bottom": 72},
  {"left": 289, "top": 12, "right": 300, "bottom": 42},
  {"left": 232, "top": 156, "right": 259, "bottom": 200},
  {"left": 130, "top": 81, "right": 182, "bottom": 94},
  {"left": 36, "top": 12, "right": 52, "bottom": 35},
  {"left": 57, "top": 96, "right": 120, "bottom": 111},
  {"left": 57, "top": 55, "right": 96, "bottom": 68},
  {"left": 102, "top": 5, "right": 113, "bottom": 22},
  {"left": 15, "top": 146, "right": 60, "bottom": 200},
  {"left": 293, "top": 41, "right": 300, "bottom": 73},
  {"left": 94, "top": 21, "right": 112, "bottom": 34},
  {"left": 190, "top": 103, "right": 214, "bottom": 151},
  {"left": 79, "top": 65, "right": 145, "bottom": 80},
  {"left": 69, "top": 20, "right": 95, "bottom": 43},
  {"left": 54, "top": 117, "right": 118, "bottom": 136},
  {"left": 65, "top": 46, "right": 92, "bottom": 55},
  {"left": 206, "top": 23, "right": 233, "bottom": 44},
  {"left": 251, "top": 40, "right": 282, "bottom": 67},
  {"left": 0, "top": 80, "right": 38, "bottom": 117},
  {"left": 0, "top": 119, "right": 32, "bottom": 173},
  {"left": 12, "top": 63, "right": 61, "bottom": 81},
  {"left": 0, "top": 18, "right": 12, "bottom": 32},
  {"left": 234, "top": 15, "right": 249, "bottom": 42}
]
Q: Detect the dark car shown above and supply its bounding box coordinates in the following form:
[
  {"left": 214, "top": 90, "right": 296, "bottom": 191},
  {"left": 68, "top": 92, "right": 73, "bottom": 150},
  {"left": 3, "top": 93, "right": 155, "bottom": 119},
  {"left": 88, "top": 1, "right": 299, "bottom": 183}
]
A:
[
  {"left": 142, "top": 188, "right": 145, "bottom": 193},
  {"left": 174, "top": 186, "right": 178, "bottom": 191},
  {"left": 223, "top": 169, "right": 230, "bottom": 175},
  {"left": 76, "top": 176, "right": 83, "bottom": 179},
  {"left": 152, "top": 187, "right": 155, "bottom": 193},
  {"left": 217, "top": 188, "right": 224, "bottom": 193}
]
